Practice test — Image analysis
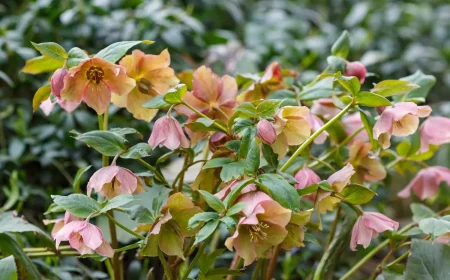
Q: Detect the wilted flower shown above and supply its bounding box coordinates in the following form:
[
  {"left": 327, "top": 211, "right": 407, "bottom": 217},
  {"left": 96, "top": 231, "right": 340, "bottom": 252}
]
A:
[
  {"left": 294, "top": 167, "right": 321, "bottom": 201},
  {"left": 51, "top": 67, "right": 68, "bottom": 98},
  {"left": 142, "top": 193, "right": 201, "bottom": 258},
  {"left": 54, "top": 220, "right": 114, "bottom": 257},
  {"left": 350, "top": 212, "right": 399, "bottom": 251},
  {"left": 307, "top": 113, "right": 328, "bottom": 144},
  {"left": 398, "top": 166, "right": 450, "bottom": 200},
  {"left": 225, "top": 191, "right": 291, "bottom": 266},
  {"left": 148, "top": 115, "right": 190, "bottom": 150},
  {"left": 311, "top": 99, "right": 340, "bottom": 120},
  {"left": 40, "top": 96, "right": 80, "bottom": 116},
  {"left": 345, "top": 61, "right": 367, "bottom": 84},
  {"left": 44, "top": 211, "right": 82, "bottom": 238},
  {"left": 60, "top": 57, "right": 136, "bottom": 114},
  {"left": 112, "top": 49, "right": 179, "bottom": 122},
  {"left": 271, "top": 106, "right": 311, "bottom": 158},
  {"left": 327, "top": 163, "right": 355, "bottom": 193},
  {"left": 87, "top": 163, "right": 145, "bottom": 199},
  {"left": 257, "top": 119, "right": 277, "bottom": 145},
  {"left": 373, "top": 102, "right": 431, "bottom": 149},
  {"left": 420, "top": 117, "right": 450, "bottom": 152},
  {"left": 342, "top": 113, "right": 369, "bottom": 143},
  {"left": 348, "top": 140, "right": 386, "bottom": 183}
]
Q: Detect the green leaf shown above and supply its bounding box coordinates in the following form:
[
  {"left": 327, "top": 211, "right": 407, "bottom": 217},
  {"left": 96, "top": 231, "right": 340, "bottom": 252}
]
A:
[
  {"left": 339, "top": 184, "right": 376, "bottom": 205},
  {"left": 72, "top": 165, "right": 92, "bottom": 194},
  {"left": 0, "top": 255, "right": 18, "bottom": 280},
  {"left": 188, "top": 212, "right": 220, "bottom": 229},
  {"left": 32, "top": 85, "right": 51, "bottom": 112},
  {"left": 199, "top": 249, "right": 226, "bottom": 275},
  {"left": 356, "top": 91, "right": 391, "bottom": 107},
  {"left": 0, "top": 234, "right": 40, "bottom": 280},
  {"left": 299, "top": 77, "right": 334, "bottom": 100},
  {"left": 75, "top": 130, "right": 127, "bottom": 156},
  {"left": 238, "top": 128, "right": 256, "bottom": 159},
  {"left": 186, "top": 118, "right": 225, "bottom": 132},
  {"left": 67, "top": 47, "right": 89, "bottom": 68},
  {"left": 194, "top": 219, "right": 220, "bottom": 245},
  {"left": 405, "top": 239, "right": 450, "bottom": 280},
  {"left": 198, "top": 191, "right": 225, "bottom": 213},
  {"left": 400, "top": 70, "right": 436, "bottom": 100},
  {"left": 121, "top": 143, "right": 151, "bottom": 159},
  {"left": 223, "top": 179, "right": 255, "bottom": 208},
  {"left": 244, "top": 139, "right": 260, "bottom": 176},
  {"left": 127, "top": 205, "right": 155, "bottom": 224},
  {"left": 419, "top": 218, "right": 450, "bottom": 238},
  {"left": 95, "top": 40, "right": 154, "bottom": 63},
  {"left": 297, "top": 184, "right": 319, "bottom": 196},
  {"left": 411, "top": 203, "right": 435, "bottom": 223},
  {"left": 359, "top": 109, "right": 377, "bottom": 149},
  {"left": 334, "top": 73, "right": 360, "bottom": 96},
  {"left": 235, "top": 102, "right": 258, "bottom": 118},
  {"left": 396, "top": 141, "right": 411, "bottom": 157},
  {"left": 1, "top": 171, "right": 20, "bottom": 212},
  {"left": 268, "top": 89, "right": 298, "bottom": 106},
  {"left": 256, "top": 99, "right": 283, "bottom": 118},
  {"left": 226, "top": 202, "right": 246, "bottom": 216},
  {"left": 331, "top": 30, "right": 350, "bottom": 58},
  {"left": 52, "top": 194, "right": 101, "bottom": 218},
  {"left": 163, "top": 84, "right": 187, "bottom": 104},
  {"left": 317, "top": 180, "right": 333, "bottom": 192},
  {"left": 258, "top": 174, "right": 300, "bottom": 210},
  {"left": 141, "top": 95, "right": 170, "bottom": 109},
  {"left": 31, "top": 42, "right": 67, "bottom": 61},
  {"left": 370, "top": 80, "right": 419, "bottom": 97},
  {"left": 101, "top": 194, "right": 134, "bottom": 213},
  {"left": 21, "top": 56, "right": 64, "bottom": 74},
  {"left": 0, "top": 212, "right": 52, "bottom": 242},
  {"left": 261, "top": 144, "right": 279, "bottom": 168},
  {"left": 220, "top": 162, "right": 245, "bottom": 182},
  {"left": 327, "top": 55, "right": 346, "bottom": 72},
  {"left": 224, "top": 140, "right": 241, "bottom": 154},
  {"left": 203, "top": 158, "right": 234, "bottom": 169}
]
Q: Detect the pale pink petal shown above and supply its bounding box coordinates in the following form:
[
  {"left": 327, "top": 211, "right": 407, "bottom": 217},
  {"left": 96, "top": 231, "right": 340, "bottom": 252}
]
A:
[
  {"left": 236, "top": 191, "right": 272, "bottom": 217},
  {"left": 363, "top": 212, "right": 399, "bottom": 232},
  {"left": 87, "top": 166, "right": 120, "bottom": 194},
  {"left": 40, "top": 98, "right": 56, "bottom": 116},
  {"left": 192, "top": 66, "right": 221, "bottom": 103},
  {"left": 350, "top": 216, "right": 373, "bottom": 251},
  {"left": 82, "top": 81, "right": 111, "bottom": 115},
  {"left": 217, "top": 75, "right": 238, "bottom": 107},
  {"left": 295, "top": 167, "right": 321, "bottom": 189},
  {"left": 79, "top": 223, "right": 104, "bottom": 250},
  {"left": 115, "top": 168, "right": 138, "bottom": 194},
  {"left": 69, "top": 233, "right": 94, "bottom": 255},
  {"left": 307, "top": 113, "right": 328, "bottom": 144},
  {"left": 327, "top": 163, "right": 355, "bottom": 192},
  {"left": 54, "top": 221, "right": 85, "bottom": 249},
  {"left": 95, "top": 240, "right": 115, "bottom": 257},
  {"left": 345, "top": 61, "right": 367, "bottom": 84},
  {"left": 420, "top": 117, "right": 450, "bottom": 152}
]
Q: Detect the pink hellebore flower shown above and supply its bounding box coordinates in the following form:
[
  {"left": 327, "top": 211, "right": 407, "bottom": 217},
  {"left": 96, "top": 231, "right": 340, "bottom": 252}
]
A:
[
  {"left": 345, "top": 61, "right": 367, "bottom": 84},
  {"left": 327, "top": 163, "right": 355, "bottom": 193},
  {"left": 54, "top": 220, "right": 114, "bottom": 257},
  {"left": 294, "top": 167, "right": 321, "bottom": 201},
  {"left": 40, "top": 96, "right": 80, "bottom": 116},
  {"left": 350, "top": 212, "right": 399, "bottom": 251},
  {"left": 257, "top": 119, "right": 277, "bottom": 145},
  {"left": 420, "top": 117, "right": 450, "bottom": 152},
  {"left": 43, "top": 211, "right": 82, "bottom": 238},
  {"left": 311, "top": 99, "right": 340, "bottom": 120},
  {"left": 51, "top": 68, "right": 69, "bottom": 98},
  {"left": 373, "top": 102, "right": 432, "bottom": 149},
  {"left": 214, "top": 180, "right": 257, "bottom": 200},
  {"left": 307, "top": 113, "right": 328, "bottom": 144},
  {"left": 348, "top": 140, "right": 386, "bottom": 183},
  {"left": 342, "top": 113, "right": 369, "bottom": 143},
  {"left": 87, "top": 163, "right": 145, "bottom": 199},
  {"left": 398, "top": 166, "right": 450, "bottom": 200},
  {"left": 148, "top": 115, "right": 190, "bottom": 150},
  {"left": 225, "top": 191, "right": 291, "bottom": 266},
  {"left": 60, "top": 57, "right": 136, "bottom": 115}
]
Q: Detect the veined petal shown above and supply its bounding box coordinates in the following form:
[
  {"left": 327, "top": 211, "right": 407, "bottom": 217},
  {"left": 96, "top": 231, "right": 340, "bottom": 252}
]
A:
[{"left": 82, "top": 82, "right": 111, "bottom": 115}]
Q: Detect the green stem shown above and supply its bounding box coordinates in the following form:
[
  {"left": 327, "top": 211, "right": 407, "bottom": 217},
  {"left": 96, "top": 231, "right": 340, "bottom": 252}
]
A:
[
  {"left": 158, "top": 248, "right": 173, "bottom": 280},
  {"left": 325, "top": 206, "right": 341, "bottom": 250},
  {"left": 106, "top": 213, "right": 145, "bottom": 241},
  {"left": 182, "top": 240, "right": 209, "bottom": 280},
  {"left": 115, "top": 242, "right": 142, "bottom": 253},
  {"left": 23, "top": 245, "right": 72, "bottom": 253},
  {"left": 137, "top": 158, "right": 169, "bottom": 186},
  {"left": 252, "top": 259, "right": 264, "bottom": 280},
  {"left": 26, "top": 251, "right": 79, "bottom": 258},
  {"left": 280, "top": 101, "right": 353, "bottom": 171},
  {"left": 387, "top": 251, "right": 410, "bottom": 267},
  {"left": 105, "top": 259, "right": 115, "bottom": 280},
  {"left": 265, "top": 245, "right": 281, "bottom": 280},
  {"left": 181, "top": 102, "right": 228, "bottom": 133},
  {"left": 177, "top": 154, "right": 189, "bottom": 192}
]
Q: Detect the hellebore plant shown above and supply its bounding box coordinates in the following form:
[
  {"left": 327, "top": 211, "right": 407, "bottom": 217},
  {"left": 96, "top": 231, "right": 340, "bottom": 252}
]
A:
[{"left": 17, "top": 32, "right": 450, "bottom": 280}]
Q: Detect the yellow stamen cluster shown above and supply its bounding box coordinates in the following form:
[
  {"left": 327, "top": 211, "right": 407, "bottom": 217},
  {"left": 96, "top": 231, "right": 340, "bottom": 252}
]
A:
[{"left": 249, "top": 222, "right": 269, "bottom": 242}]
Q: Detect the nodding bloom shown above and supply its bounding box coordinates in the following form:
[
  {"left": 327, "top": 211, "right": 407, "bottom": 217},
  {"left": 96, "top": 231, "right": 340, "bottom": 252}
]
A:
[
  {"left": 307, "top": 113, "right": 328, "bottom": 144},
  {"left": 214, "top": 180, "right": 257, "bottom": 200},
  {"left": 40, "top": 96, "right": 80, "bottom": 116},
  {"left": 143, "top": 193, "right": 201, "bottom": 258},
  {"left": 148, "top": 115, "right": 190, "bottom": 150},
  {"left": 112, "top": 49, "right": 179, "bottom": 122},
  {"left": 398, "top": 166, "right": 450, "bottom": 200},
  {"left": 43, "top": 212, "right": 82, "bottom": 238},
  {"left": 373, "top": 102, "right": 432, "bottom": 149},
  {"left": 327, "top": 163, "right": 355, "bottom": 193},
  {"left": 294, "top": 167, "right": 321, "bottom": 201},
  {"left": 54, "top": 220, "right": 114, "bottom": 257},
  {"left": 348, "top": 140, "right": 386, "bottom": 183},
  {"left": 257, "top": 119, "right": 277, "bottom": 145},
  {"left": 87, "top": 163, "right": 145, "bottom": 199},
  {"left": 60, "top": 57, "right": 136, "bottom": 114},
  {"left": 345, "top": 61, "right": 367, "bottom": 84},
  {"left": 342, "top": 113, "right": 369, "bottom": 143},
  {"left": 51, "top": 68, "right": 68, "bottom": 98},
  {"left": 271, "top": 106, "right": 311, "bottom": 158},
  {"left": 225, "top": 191, "right": 291, "bottom": 266},
  {"left": 420, "top": 117, "right": 450, "bottom": 152},
  {"left": 311, "top": 99, "right": 340, "bottom": 120},
  {"left": 350, "top": 212, "right": 399, "bottom": 251}
]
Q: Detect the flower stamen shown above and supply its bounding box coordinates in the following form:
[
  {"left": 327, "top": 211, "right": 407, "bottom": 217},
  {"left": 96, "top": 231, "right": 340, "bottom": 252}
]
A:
[
  {"left": 86, "top": 67, "right": 104, "bottom": 84},
  {"left": 249, "top": 222, "right": 269, "bottom": 243}
]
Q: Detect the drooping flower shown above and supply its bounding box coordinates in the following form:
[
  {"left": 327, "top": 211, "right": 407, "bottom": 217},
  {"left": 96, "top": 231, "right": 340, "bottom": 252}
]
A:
[
  {"left": 87, "top": 163, "right": 145, "bottom": 199},
  {"left": 214, "top": 180, "right": 257, "bottom": 200},
  {"left": 373, "top": 102, "right": 432, "bottom": 149},
  {"left": 294, "top": 167, "right": 321, "bottom": 201},
  {"left": 398, "top": 166, "right": 450, "bottom": 200},
  {"left": 40, "top": 96, "right": 80, "bottom": 116},
  {"left": 225, "top": 191, "right": 291, "bottom": 266},
  {"left": 311, "top": 99, "right": 340, "bottom": 120},
  {"left": 419, "top": 117, "right": 450, "bottom": 152},
  {"left": 342, "top": 113, "right": 369, "bottom": 143},
  {"left": 44, "top": 212, "right": 82, "bottom": 238},
  {"left": 350, "top": 212, "right": 399, "bottom": 251},
  {"left": 148, "top": 115, "right": 190, "bottom": 150},
  {"left": 257, "top": 119, "right": 277, "bottom": 145},
  {"left": 307, "top": 113, "right": 328, "bottom": 144},
  {"left": 60, "top": 57, "right": 136, "bottom": 114},
  {"left": 348, "top": 140, "right": 386, "bottom": 183},
  {"left": 54, "top": 220, "right": 114, "bottom": 257},
  {"left": 327, "top": 163, "right": 355, "bottom": 193},
  {"left": 111, "top": 49, "right": 179, "bottom": 122},
  {"left": 141, "top": 193, "right": 201, "bottom": 258},
  {"left": 271, "top": 106, "right": 311, "bottom": 158},
  {"left": 345, "top": 61, "right": 367, "bottom": 84},
  {"left": 51, "top": 67, "right": 68, "bottom": 98}
]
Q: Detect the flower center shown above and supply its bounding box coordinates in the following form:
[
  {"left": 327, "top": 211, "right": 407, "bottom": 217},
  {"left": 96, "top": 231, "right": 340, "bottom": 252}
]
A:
[
  {"left": 249, "top": 222, "right": 269, "bottom": 243},
  {"left": 86, "top": 67, "right": 104, "bottom": 84},
  {"left": 138, "top": 78, "right": 158, "bottom": 96},
  {"left": 394, "top": 120, "right": 404, "bottom": 129}
]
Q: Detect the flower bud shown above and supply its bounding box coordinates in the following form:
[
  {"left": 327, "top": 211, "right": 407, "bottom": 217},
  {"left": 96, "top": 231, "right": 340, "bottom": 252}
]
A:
[
  {"left": 148, "top": 116, "right": 190, "bottom": 150},
  {"left": 344, "top": 61, "right": 367, "bottom": 84},
  {"left": 50, "top": 68, "right": 68, "bottom": 98},
  {"left": 257, "top": 119, "right": 276, "bottom": 144}
]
